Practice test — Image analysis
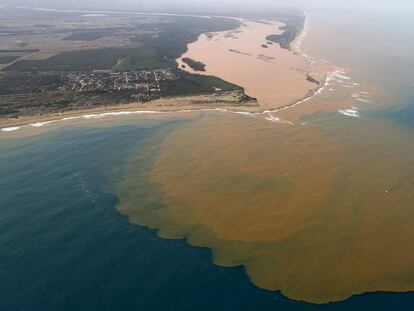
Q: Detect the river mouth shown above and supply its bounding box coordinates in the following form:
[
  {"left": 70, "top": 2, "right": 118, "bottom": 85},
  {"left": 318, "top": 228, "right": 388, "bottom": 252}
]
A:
[{"left": 177, "top": 19, "right": 322, "bottom": 110}]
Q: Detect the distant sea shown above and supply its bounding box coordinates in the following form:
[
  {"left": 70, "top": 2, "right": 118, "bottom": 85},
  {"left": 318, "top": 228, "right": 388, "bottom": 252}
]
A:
[
  {"left": 2, "top": 6, "right": 414, "bottom": 311},
  {"left": 0, "top": 119, "right": 413, "bottom": 311}
]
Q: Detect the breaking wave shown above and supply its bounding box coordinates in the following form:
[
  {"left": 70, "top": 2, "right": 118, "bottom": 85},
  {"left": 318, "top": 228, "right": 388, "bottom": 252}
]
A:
[{"left": 339, "top": 106, "right": 360, "bottom": 118}]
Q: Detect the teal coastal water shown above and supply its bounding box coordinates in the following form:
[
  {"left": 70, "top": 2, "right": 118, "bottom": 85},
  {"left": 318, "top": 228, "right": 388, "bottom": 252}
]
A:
[{"left": 2, "top": 119, "right": 414, "bottom": 310}]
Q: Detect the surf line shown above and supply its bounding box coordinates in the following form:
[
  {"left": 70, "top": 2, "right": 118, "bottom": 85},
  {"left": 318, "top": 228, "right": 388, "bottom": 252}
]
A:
[
  {"left": 0, "top": 69, "right": 335, "bottom": 133},
  {"left": 1, "top": 12, "right": 335, "bottom": 133},
  {"left": 1, "top": 74, "right": 337, "bottom": 134},
  {"left": 265, "top": 69, "right": 335, "bottom": 114},
  {"left": 1, "top": 68, "right": 341, "bottom": 133},
  {"left": 0, "top": 71, "right": 337, "bottom": 133}
]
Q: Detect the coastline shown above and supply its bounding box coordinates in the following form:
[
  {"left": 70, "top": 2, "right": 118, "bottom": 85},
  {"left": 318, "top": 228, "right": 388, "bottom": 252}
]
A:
[
  {"left": 0, "top": 11, "right": 331, "bottom": 134},
  {"left": 0, "top": 66, "right": 333, "bottom": 133},
  {"left": 0, "top": 92, "right": 259, "bottom": 132},
  {"left": 176, "top": 17, "right": 320, "bottom": 110}
]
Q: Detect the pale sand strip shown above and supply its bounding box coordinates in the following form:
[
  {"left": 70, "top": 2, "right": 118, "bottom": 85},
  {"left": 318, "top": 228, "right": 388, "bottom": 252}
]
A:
[
  {"left": 1, "top": 15, "right": 336, "bottom": 133},
  {"left": 0, "top": 92, "right": 258, "bottom": 131}
]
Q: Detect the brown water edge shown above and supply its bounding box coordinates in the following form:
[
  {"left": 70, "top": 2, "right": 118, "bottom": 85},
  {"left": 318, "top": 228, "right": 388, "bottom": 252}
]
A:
[
  {"left": 116, "top": 112, "right": 414, "bottom": 304},
  {"left": 177, "top": 19, "right": 323, "bottom": 110}
]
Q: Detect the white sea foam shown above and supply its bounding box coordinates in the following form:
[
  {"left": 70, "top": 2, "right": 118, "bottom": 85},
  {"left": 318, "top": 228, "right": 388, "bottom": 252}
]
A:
[
  {"left": 342, "top": 82, "right": 359, "bottom": 87},
  {"left": 0, "top": 110, "right": 172, "bottom": 133},
  {"left": 265, "top": 113, "right": 294, "bottom": 125},
  {"left": 355, "top": 98, "right": 371, "bottom": 103},
  {"left": 1, "top": 108, "right": 254, "bottom": 134},
  {"left": 329, "top": 71, "right": 359, "bottom": 90},
  {"left": 233, "top": 111, "right": 256, "bottom": 116},
  {"left": 265, "top": 114, "right": 280, "bottom": 122},
  {"left": 292, "top": 13, "right": 314, "bottom": 71},
  {"left": 354, "top": 92, "right": 369, "bottom": 97},
  {"left": 351, "top": 92, "right": 371, "bottom": 103},
  {"left": 1, "top": 126, "right": 21, "bottom": 132},
  {"left": 292, "top": 14, "right": 308, "bottom": 54},
  {"left": 339, "top": 107, "right": 360, "bottom": 118},
  {"left": 335, "top": 72, "right": 352, "bottom": 80},
  {"left": 0, "top": 79, "right": 328, "bottom": 133},
  {"left": 0, "top": 12, "right": 338, "bottom": 134},
  {"left": 31, "top": 121, "right": 55, "bottom": 127},
  {"left": 62, "top": 116, "right": 79, "bottom": 121},
  {"left": 264, "top": 70, "right": 334, "bottom": 114},
  {"left": 300, "top": 71, "right": 332, "bottom": 101}
]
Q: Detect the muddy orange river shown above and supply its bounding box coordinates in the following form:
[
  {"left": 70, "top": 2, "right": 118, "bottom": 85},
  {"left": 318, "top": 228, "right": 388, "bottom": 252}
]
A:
[{"left": 177, "top": 19, "right": 317, "bottom": 109}]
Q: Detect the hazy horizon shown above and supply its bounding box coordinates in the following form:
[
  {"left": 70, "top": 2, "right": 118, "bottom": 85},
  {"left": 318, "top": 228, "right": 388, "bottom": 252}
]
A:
[{"left": 1, "top": 0, "right": 414, "bottom": 15}]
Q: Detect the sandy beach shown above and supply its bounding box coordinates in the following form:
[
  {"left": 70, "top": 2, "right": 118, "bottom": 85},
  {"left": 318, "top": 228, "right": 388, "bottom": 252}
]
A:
[
  {"left": 0, "top": 17, "right": 334, "bottom": 133},
  {"left": 0, "top": 91, "right": 260, "bottom": 132}
]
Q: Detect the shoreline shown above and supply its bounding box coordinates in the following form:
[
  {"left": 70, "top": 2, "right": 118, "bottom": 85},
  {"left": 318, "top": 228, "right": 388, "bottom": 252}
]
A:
[
  {"left": 0, "top": 69, "right": 332, "bottom": 132},
  {"left": 0, "top": 58, "right": 334, "bottom": 134},
  {"left": 0, "top": 11, "right": 331, "bottom": 134},
  {"left": 0, "top": 93, "right": 259, "bottom": 132},
  {"left": 175, "top": 12, "right": 332, "bottom": 111}
]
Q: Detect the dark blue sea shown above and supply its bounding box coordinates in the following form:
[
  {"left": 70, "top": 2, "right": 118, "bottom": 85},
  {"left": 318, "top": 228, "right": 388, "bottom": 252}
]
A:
[{"left": 2, "top": 118, "right": 414, "bottom": 311}]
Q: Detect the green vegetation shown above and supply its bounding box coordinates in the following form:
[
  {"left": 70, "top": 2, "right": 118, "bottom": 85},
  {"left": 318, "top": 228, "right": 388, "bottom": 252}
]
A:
[
  {"left": 181, "top": 58, "right": 206, "bottom": 71},
  {"left": 131, "top": 16, "right": 240, "bottom": 66},
  {"left": 63, "top": 30, "right": 115, "bottom": 41},
  {"left": 265, "top": 15, "right": 305, "bottom": 50},
  {"left": 6, "top": 48, "right": 136, "bottom": 71},
  {"left": 8, "top": 16, "right": 240, "bottom": 72},
  {"left": 0, "top": 14, "right": 246, "bottom": 118},
  {"left": 0, "top": 72, "right": 64, "bottom": 95},
  {"left": 160, "top": 72, "right": 240, "bottom": 97},
  {"left": 306, "top": 74, "right": 320, "bottom": 85},
  {"left": 116, "top": 48, "right": 168, "bottom": 71}
]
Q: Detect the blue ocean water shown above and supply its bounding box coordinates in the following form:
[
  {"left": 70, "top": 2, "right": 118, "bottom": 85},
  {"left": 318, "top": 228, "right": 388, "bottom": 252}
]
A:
[{"left": 2, "top": 121, "right": 414, "bottom": 310}]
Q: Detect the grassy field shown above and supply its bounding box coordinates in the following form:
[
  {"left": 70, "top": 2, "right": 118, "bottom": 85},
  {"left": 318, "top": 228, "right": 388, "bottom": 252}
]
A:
[
  {"left": 63, "top": 30, "right": 116, "bottom": 41},
  {"left": 7, "top": 16, "right": 240, "bottom": 72},
  {"left": 182, "top": 58, "right": 206, "bottom": 71},
  {"left": 6, "top": 47, "right": 164, "bottom": 71},
  {"left": 0, "top": 11, "right": 247, "bottom": 117},
  {"left": 161, "top": 72, "right": 240, "bottom": 97}
]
